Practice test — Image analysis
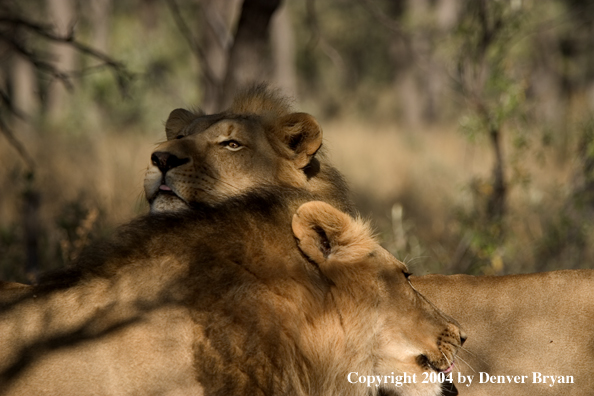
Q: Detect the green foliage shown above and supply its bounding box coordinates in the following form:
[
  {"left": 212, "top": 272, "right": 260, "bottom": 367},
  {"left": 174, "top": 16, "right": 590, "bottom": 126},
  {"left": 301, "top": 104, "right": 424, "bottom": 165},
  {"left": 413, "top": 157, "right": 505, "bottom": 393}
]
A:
[
  {"left": 290, "top": 0, "right": 401, "bottom": 117},
  {"left": 454, "top": 176, "right": 507, "bottom": 274},
  {"left": 534, "top": 207, "right": 587, "bottom": 271}
]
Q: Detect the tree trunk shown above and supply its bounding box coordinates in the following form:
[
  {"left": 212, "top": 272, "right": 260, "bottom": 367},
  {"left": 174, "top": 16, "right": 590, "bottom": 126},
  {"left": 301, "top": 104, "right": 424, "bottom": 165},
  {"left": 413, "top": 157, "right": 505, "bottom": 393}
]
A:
[
  {"left": 477, "top": 0, "right": 507, "bottom": 224},
  {"left": 23, "top": 181, "right": 41, "bottom": 283},
  {"left": 271, "top": 2, "right": 297, "bottom": 98},
  {"left": 487, "top": 125, "right": 506, "bottom": 221},
  {"left": 11, "top": 53, "right": 39, "bottom": 139},
  {"left": 218, "top": 0, "right": 282, "bottom": 110},
  {"left": 140, "top": 0, "right": 160, "bottom": 32},
  {"left": 46, "top": 0, "right": 77, "bottom": 121},
  {"left": 200, "top": 0, "right": 241, "bottom": 112},
  {"left": 89, "top": 0, "right": 111, "bottom": 54}
]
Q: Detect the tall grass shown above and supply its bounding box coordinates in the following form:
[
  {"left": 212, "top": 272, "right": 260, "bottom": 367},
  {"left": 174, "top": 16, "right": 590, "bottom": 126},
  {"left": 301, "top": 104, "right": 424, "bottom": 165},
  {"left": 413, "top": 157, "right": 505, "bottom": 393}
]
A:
[
  {"left": 0, "top": 129, "right": 156, "bottom": 281},
  {"left": 324, "top": 119, "right": 590, "bottom": 275}
]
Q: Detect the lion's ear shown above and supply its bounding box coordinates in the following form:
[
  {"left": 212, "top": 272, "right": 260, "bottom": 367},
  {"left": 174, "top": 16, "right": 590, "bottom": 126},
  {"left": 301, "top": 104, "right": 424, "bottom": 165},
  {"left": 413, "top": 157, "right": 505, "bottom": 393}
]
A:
[
  {"left": 165, "top": 108, "right": 201, "bottom": 140},
  {"left": 276, "top": 113, "right": 323, "bottom": 169},
  {"left": 292, "top": 201, "right": 374, "bottom": 275}
]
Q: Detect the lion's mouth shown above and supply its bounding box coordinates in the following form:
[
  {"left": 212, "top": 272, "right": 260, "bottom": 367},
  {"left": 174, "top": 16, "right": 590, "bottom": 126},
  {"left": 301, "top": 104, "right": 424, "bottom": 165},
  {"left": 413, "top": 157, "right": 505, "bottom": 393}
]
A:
[
  {"left": 148, "top": 179, "right": 191, "bottom": 213},
  {"left": 441, "top": 381, "right": 459, "bottom": 395},
  {"left": 430, "top": 360, "right": 456, "bottom": 374},
  {"left": 159, "top": 183, "right": 173, "bottom": 192},
  {"left": 154, "top": 184, "right": 182, "bottom": 201},
  {"left": 441, "top": 362, "right": 455, "bottom": 374},
  {"left": 151, "top": 180, "right": 179, "bottom": 200}
]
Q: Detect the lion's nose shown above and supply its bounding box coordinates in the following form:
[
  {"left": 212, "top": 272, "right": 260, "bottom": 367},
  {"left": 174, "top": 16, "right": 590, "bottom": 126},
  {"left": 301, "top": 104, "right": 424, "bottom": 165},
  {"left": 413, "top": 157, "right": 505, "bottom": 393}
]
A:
[
  {"left": 151, "top": 152, "right": 189, "bottom": 173},
  {"left": 460, "top": 330, "right": 467, "bottom": 346}
]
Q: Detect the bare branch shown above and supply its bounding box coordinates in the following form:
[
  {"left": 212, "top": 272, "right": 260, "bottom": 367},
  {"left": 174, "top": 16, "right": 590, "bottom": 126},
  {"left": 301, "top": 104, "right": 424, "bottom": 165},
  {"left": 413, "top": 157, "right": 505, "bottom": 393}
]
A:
[
  {"left": 0, "top": 7, "right": 135, "bottom": 167},
  {"left": 0, "top": 87, "right": 26, "bottom": 121},
  {"left": 0, "top": 30, "right": 75, "bottom": 91},
  {"left": 354, "top": 0, "right": 409, "bottom": 45},
  {"left": 0, "top": 16, "right": 133, "bottom": 95},
  {"left": 164, "top": 0, "right": 220, "bottom": 90},
  {"left": 0, "top": 115, "right": 34, "bottom": 171},
  {"left": 304, "top": 0, "right": 346, "bottom": 75},
  {"left": 204, "top": 5, "right": 234, "bottom": 50}
]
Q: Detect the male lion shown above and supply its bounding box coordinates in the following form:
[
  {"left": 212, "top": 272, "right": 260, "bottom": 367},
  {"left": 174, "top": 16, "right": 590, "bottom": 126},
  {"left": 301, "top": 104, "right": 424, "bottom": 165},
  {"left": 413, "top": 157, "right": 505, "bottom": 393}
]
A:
[
  {"left": 141, "top": 86, "right": 594, "bottom": 395},
  {"left": 144, "top": 84, "right": 353, "bottom": 214},
  {"left": 410, "top": 272, "right": 594, "bottom": 395},
  {"left": 0, "top": 191, "right": 463, "bottom": 396}
]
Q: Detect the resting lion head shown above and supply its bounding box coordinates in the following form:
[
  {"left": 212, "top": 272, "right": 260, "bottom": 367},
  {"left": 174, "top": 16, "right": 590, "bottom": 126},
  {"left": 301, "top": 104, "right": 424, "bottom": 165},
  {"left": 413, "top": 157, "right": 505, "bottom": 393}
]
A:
[
  {"left": 144, "top": 85, "right": 352, "bottom": 213},
  {"left": 292, "top": 201, "right": 464, "bottom": 396}
]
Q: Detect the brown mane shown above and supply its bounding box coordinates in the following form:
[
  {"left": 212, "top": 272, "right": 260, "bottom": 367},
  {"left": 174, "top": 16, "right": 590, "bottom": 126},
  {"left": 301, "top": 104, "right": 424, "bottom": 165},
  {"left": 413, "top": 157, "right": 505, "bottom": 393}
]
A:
[{"left": 229, "top": 84, "right": 293, "bottom": 119}]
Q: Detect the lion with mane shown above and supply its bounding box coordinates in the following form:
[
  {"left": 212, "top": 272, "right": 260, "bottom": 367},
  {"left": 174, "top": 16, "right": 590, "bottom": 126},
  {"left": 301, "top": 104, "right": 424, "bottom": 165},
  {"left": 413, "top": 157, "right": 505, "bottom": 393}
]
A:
[
  {"left": 0, "top": 192, "right": 463, "bottom": 396},
  {"left": 144, "top": 84, "right": 353, "bottom": 214},
  {"left": 141, "top": 85, "right": 594, "bottom": 395}
]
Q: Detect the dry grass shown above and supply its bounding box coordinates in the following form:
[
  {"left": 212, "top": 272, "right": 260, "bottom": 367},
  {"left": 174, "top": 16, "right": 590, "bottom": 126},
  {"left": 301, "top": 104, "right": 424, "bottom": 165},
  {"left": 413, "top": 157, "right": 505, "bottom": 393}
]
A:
[
  {"left": 0, "top": 129, "right": 158, "bottom": 281},
  {"left": 324, "top": 120, "right": 491, "bottom": 208},
  {"left": 323, "top": 119, "right": 583, "bottom": 275},
  {"left": 1, "top": 132, "right": 154, "bottom": 224}
]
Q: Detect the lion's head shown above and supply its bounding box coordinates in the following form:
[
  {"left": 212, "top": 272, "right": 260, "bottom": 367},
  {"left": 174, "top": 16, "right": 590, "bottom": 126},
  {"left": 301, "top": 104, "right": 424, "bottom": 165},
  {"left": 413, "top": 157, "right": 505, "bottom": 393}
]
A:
[
  {"left": 292, "top": 201, "right": 465, "bottom": 395},
  {"left": 144, "top": 85, "right": 352, "bottom": 213}
]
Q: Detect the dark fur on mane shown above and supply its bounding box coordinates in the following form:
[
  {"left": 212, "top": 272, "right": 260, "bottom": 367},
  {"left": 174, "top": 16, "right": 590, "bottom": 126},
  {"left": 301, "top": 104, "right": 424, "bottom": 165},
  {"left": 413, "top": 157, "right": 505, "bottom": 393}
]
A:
[
  {"left": 36, "top": 186, "right": 318, "bottom": 293},
  {"left": 229, "top": 84, "right": 293, "bottom": 120}
]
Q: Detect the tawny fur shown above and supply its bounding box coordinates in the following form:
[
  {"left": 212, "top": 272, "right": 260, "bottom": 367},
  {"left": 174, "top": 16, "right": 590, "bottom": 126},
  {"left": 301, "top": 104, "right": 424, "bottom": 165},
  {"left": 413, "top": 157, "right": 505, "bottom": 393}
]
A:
[
  {"left": 412, "top": 272, "right": 594, "bottom": 395},
  {"left": 0, "top": 193, "right": 462, "bottom": 396}
]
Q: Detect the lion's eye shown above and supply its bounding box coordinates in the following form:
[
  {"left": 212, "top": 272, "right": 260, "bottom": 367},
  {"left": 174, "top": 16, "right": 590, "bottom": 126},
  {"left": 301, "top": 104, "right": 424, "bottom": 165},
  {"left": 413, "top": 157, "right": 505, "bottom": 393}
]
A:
[
  {"left": 176, "top": 134, "right": 185, "bottom": 140},
  {"left": 223, "top": 140, "right": 243, "bottom": 151}
]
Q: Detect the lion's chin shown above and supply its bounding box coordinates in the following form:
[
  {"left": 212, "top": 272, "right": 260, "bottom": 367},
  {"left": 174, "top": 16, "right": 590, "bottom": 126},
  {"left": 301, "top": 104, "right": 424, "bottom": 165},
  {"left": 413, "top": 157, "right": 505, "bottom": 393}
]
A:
[{"left": 149, "top": 192, "right": 190, "bottom": 213}]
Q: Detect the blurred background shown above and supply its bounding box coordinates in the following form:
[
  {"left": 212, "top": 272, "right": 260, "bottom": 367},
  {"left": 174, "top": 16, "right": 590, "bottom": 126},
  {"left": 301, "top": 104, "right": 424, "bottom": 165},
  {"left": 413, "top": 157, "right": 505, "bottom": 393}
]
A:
[{"left": 1, "top": 0, "right": 594, "bottom": 282}]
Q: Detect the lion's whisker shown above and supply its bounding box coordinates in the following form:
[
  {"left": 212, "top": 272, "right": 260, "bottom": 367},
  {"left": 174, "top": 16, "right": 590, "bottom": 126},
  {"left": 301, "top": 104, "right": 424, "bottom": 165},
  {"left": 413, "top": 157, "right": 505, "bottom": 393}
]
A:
[
  {"left": 455, "top": 355, "right": 476, "bottom": 373},
  {"left": 458, "top": 345, "right": 490, "bottom": 367},
  {"left": 459, "top": 345, "right": 477, "bottom": 357},
  {"left": 404, "top": 256, "right": 429, "bottom": 266},
  {"left": 441, "top": 350, "right": 451, "bottom": 366},
  {"left": 211, "top": 175, "right": 241, "bottom": 190}
]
